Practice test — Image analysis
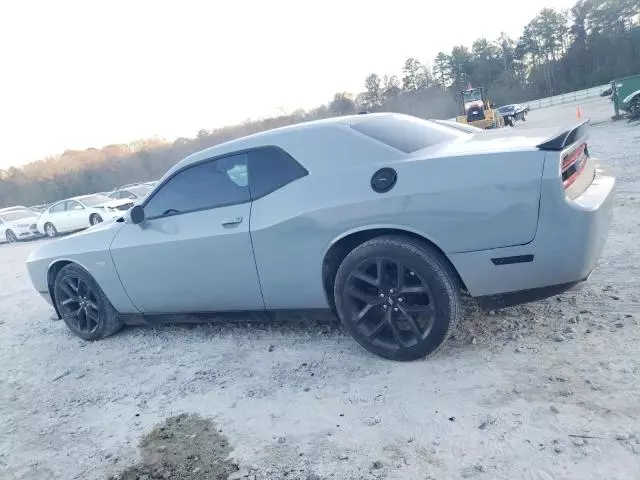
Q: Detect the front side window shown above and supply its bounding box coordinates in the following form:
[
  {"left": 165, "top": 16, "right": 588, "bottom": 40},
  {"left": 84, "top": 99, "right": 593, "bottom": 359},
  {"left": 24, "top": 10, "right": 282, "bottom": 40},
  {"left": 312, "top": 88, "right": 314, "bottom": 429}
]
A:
[
  {"left": 248, "top": 147, "right": 308, "bottom": 199},
  {"left": 50, "top": 202, "right": 66, "bottom": 213},
  {"left": 144, "top": 154, "right": 250, "bottom": 219},
  {"left": 66, "top": 200, "right": 84, "bottom": 210}
]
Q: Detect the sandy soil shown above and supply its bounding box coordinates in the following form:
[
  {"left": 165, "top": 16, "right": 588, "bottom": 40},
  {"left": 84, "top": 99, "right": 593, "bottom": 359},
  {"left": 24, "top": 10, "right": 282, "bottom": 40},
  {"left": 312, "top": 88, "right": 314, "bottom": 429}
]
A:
[{"left": 1, "top": 98, "right": 639, "bottom": 480}]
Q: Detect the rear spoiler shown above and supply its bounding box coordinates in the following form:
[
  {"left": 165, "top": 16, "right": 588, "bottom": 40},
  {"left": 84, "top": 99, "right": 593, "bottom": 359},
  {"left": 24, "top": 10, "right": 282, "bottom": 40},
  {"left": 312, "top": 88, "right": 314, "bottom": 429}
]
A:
[{"left": 536, "top": 119, "right": 589, "bottom": 151}]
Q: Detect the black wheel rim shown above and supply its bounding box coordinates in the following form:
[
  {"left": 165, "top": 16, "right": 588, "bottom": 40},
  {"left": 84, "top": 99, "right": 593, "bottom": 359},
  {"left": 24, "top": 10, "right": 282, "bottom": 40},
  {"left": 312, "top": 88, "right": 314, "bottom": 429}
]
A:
[
  {"left": 57, "top": 275, "right": 100, "bottom": 334},
  {"left": 344, "top": 257, "right": 436, "bottom": 351}
]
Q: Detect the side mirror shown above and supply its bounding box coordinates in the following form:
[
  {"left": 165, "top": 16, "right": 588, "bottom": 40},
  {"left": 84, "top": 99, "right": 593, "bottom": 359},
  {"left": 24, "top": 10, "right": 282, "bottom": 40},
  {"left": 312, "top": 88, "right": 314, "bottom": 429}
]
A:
[{"left": 129, "top": 205, "right": 145, "bottom": 225}]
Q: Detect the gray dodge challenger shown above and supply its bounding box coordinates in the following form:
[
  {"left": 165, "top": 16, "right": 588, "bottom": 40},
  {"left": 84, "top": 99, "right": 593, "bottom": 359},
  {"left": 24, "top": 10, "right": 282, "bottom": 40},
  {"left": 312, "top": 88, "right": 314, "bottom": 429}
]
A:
[{"left": 26, "top": 113, "right": 615, "bottom": 361}]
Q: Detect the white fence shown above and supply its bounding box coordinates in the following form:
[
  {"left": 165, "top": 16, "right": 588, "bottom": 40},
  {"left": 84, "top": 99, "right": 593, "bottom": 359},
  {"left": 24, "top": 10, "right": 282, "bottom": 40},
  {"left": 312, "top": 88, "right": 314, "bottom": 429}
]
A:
[{"left": 526, "top": 84, "right": 610, "bottom": 110}]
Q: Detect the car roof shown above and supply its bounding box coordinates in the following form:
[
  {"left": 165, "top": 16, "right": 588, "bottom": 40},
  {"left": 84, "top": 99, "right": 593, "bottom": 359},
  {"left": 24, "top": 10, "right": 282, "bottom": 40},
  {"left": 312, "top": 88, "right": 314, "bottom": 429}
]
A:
[
  {"left": 50, "top": 194, "right": 108, "bottom": 205},
  {"left": 165, "top": 112, "right": 400, "bottom": 176},
  {"left": 0, "top": 206, "right": 29, "bottom": 213}
]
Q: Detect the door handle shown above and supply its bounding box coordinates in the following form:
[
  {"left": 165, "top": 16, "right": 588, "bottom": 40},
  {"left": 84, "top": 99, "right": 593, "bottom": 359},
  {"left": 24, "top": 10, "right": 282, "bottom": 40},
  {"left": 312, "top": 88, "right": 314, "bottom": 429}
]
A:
[{"left": 221, "top": 216, "right": 243, "bottom": 227}]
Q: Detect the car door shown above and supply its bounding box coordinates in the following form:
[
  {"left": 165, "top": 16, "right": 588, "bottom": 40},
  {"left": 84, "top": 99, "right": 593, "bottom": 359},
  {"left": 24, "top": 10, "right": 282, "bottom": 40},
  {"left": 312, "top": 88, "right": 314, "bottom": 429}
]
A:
[
  {"left": 64, "top": 200, "right": 88, "bottom": 230},
  {"left": 109, "top": 152, "right": 264, "bottom": 314},
  {"left": 46, "top": 202, "right": 68, "bottom": 231}
]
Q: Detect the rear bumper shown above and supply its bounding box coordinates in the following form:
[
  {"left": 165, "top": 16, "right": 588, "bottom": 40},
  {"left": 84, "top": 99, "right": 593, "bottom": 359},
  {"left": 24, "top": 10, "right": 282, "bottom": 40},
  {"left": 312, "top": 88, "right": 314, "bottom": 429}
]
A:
[{"left": 450, "top": 162, "right": 615, "bottom": 299}]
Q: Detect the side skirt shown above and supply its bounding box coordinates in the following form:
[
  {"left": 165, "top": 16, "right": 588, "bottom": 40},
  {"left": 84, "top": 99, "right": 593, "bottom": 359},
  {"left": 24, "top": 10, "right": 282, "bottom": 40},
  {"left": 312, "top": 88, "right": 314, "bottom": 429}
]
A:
[{"left": 119, "top": 308, "right": 337, "bottom": 326}]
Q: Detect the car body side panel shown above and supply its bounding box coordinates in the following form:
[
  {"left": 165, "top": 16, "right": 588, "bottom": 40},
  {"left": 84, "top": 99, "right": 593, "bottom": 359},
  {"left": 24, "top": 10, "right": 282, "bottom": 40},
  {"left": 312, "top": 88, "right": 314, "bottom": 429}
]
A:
[
  {"left": 250, "top": 140, "right": 545, "bottom": 310},
  {"left": 109, "top": 203, "right": 264, "bottom": 314},
  {"left": 449, "top": 158, "right": 615, "bottom": 297},
  {"left": 26, "top": 222, "right": 139, "bottom": 313}
]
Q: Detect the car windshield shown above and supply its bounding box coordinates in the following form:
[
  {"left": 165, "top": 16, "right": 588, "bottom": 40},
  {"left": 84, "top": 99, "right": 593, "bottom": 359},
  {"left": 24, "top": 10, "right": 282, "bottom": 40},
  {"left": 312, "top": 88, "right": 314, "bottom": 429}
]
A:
[
  {"left": 462, "top": 89, "right": 483, "bottom": 103},
  {"left": 498, "top": 106, "right": 515, "bottom": 113},
  {"left": 78, "top": 195, "right": 111, "bottom": 207},
  {"left": 128, "top": 185, "right": 153, "bottom": 197},
  {"left": 1, "top": 210, "right": 33, "bottom": 221}
]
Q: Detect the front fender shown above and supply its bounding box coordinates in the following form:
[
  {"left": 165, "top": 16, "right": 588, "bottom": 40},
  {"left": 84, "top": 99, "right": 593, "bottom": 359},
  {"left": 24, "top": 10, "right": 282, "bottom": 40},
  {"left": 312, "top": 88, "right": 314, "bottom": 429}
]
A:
[
  {"left": 26, "top": 222, "right": 139, "bottom": 314},
  {"left": 622, "top": 89, "right": 640, "bottom": 106}
]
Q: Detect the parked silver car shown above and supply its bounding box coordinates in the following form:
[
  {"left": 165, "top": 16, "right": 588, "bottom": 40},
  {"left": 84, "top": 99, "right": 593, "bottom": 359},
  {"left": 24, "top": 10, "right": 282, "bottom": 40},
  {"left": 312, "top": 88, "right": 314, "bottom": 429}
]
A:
[{"left": 26, "top": 113, "right": 615, "bottom": 361}]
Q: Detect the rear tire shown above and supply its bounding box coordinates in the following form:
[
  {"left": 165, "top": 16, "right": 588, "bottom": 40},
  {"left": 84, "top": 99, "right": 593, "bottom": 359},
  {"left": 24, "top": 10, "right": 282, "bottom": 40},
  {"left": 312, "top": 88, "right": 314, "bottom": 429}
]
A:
[
  {"left": 6, "top": 230, "right": 18, "bottom": 243},
  {"left": 53, "top": 263, "right": 123, "bottom": 341},
  {"left": 334, "top": 236, "right": 462, "bottom": 361}
]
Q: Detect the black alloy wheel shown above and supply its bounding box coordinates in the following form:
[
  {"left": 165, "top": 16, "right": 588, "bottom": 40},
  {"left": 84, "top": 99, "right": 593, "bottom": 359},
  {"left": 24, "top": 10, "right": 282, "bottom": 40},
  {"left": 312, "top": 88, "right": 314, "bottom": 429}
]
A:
[
  {"left": 53, "top": 264, "right": 123, "bottom": 340},
  {"left": 57, "top": 274, "right": 101, "bottom": 335},
  {"left": 334, "top": 236, "right": 462, "bottom": 361},
  {"left": 6, "top": 230, "right": 18, "bottom": 243}
]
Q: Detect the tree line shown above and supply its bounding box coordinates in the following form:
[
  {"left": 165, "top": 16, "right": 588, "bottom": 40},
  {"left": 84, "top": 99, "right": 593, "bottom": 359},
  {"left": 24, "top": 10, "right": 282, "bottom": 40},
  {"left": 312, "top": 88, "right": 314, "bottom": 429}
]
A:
[{"left": 1, "top": 0, "right": 638, "bottom": 208}]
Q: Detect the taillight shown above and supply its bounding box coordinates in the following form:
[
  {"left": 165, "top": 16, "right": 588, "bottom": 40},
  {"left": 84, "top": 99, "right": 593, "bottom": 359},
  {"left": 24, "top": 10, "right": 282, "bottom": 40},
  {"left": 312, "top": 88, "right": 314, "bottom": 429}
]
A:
[{"left": 561, "top": 142, "right": 588, "bottom": 189}]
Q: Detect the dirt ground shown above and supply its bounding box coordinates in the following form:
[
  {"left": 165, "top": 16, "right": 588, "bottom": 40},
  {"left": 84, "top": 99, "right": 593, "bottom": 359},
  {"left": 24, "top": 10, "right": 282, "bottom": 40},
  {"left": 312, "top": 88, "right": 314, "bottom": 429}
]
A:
[{"left": 1, "top": 98, "right": 640, "bottom": 480}]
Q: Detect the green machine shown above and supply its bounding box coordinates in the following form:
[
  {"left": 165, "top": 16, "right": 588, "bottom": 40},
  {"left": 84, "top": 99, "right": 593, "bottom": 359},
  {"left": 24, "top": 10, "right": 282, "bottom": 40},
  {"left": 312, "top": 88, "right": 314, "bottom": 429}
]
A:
[{"left": 611, "top": 74, "right": 640, "bottom": 119}]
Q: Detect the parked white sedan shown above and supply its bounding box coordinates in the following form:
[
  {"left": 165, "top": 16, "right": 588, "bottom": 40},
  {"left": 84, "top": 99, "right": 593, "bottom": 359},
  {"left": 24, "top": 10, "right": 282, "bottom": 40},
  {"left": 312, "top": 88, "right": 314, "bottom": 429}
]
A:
[
  {"left": 0, "top": 207, "right": 42, "bottom": 243},
  {"left": 36, "top": 194, "right": 134, "bottom": 238}
]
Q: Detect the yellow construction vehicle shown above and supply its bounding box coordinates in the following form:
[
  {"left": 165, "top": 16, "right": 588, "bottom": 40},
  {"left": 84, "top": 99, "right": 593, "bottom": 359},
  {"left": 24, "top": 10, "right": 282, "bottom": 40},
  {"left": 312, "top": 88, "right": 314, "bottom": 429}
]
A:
[{"left": 455, "top": 86, "right": 504, "bottom": 129}]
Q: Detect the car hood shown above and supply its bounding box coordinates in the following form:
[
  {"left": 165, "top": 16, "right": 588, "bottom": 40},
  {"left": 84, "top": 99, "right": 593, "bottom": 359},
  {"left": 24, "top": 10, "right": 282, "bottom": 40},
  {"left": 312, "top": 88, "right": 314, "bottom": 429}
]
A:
[{"left": 7, "top": 215, "right": 40, "bottom": 226}]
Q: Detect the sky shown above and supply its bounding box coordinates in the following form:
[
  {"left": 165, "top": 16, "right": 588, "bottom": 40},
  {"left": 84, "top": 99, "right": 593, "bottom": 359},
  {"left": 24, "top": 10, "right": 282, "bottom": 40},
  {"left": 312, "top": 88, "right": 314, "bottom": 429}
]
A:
[{"left": 0, "top": 0, "right": 578, "bottom": 168}]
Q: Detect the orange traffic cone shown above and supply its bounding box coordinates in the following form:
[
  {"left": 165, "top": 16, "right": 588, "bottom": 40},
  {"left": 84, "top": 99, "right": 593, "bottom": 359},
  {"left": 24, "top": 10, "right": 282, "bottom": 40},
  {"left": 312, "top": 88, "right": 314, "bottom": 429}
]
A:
[{"left": 576, "top": 105, "right": 582, "bottom": 119}]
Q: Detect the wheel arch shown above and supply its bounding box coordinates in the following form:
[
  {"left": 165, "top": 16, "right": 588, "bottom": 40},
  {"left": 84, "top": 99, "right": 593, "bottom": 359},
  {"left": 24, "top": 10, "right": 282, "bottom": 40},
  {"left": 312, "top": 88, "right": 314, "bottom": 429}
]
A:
[
  {"left": 623, "top": 89, "right": 640, "bottom": 106},
  {"left": 46, "top": 259, "right": 91, "bottom": 319},
  {"left": 321, "top": 226, "right": 466, "bottom": 312},
  {"left": 43, "top": 221, "right": 56, "bottom": 235}
]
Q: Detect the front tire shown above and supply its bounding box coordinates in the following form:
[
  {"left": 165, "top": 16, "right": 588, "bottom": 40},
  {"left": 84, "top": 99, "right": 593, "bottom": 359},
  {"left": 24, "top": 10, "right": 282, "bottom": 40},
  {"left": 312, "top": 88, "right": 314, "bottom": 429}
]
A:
[
  {"left": 6, "top": 230, "right": 18, "bottom": 243},
  {"left": 334, "top": 236, "right": 462, "bottom": 361},
  {"left": 44, "top": 222, "right": 58, "bottom": 238},
  {"left": 53, "top": 263, "right": 123, "bottom": 341}
]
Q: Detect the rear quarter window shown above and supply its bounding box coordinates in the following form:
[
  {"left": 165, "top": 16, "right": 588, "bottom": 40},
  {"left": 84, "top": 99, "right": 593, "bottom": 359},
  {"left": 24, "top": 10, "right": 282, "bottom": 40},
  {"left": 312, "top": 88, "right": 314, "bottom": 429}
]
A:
[
  {"left": 350, "top": 114, "right": 470, "bottom": 153},
  {"left": 248, "top": 147, "right": 308, "bottom": 199}
]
